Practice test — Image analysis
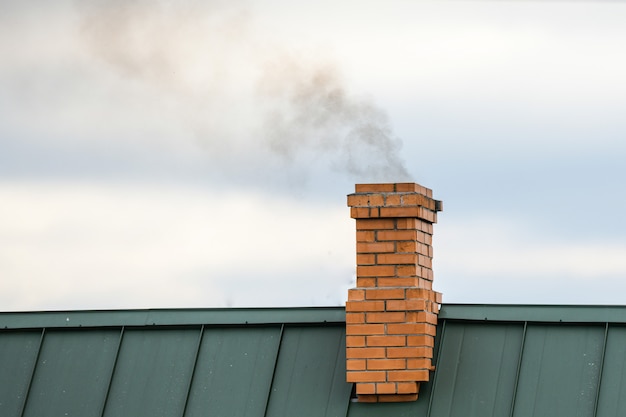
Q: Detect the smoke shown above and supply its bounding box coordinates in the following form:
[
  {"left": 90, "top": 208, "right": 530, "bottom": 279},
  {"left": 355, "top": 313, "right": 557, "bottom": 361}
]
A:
[{"left": 75, "top": 0, "right": 410, "bottom": 181}]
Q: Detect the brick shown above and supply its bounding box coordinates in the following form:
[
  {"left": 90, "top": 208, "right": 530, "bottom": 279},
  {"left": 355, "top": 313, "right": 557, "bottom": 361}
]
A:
[
  {"left": 347, "top": 371, "right": 386, "bottom": 383},
  {"left": 407, "top": 335, "right": 434, "bottom": 347},
  {"left": 346, "top": 335, "right": 366, "bottom": 347},
  {"left": 387, "top": 370, "right": 430, "bottom": 382},
  {"left": 396, "top": 218, "right": 417, "bottom": 229},
  {"left": 346, "top": 300, "right": 385, "bottom": 312},
  {"left": 347, "top": 194, "right": 384, "bottom": 207},
  {"left": 346, "top": 323, "right": 386, "bottom": 335},
  {"left": 401, "top": 193, "right": 429, "bottom": 206},
  {"left": 357, "top": 253, "right": 376, "bottom": 265},
  {"left": 347, "top": 289, "right": 365, "bottom": 301},
  {"left": 387, "top": 347, "right": 430, "bottom": 359},
  {"left": 357, "top": 242, "right": 395, "bottom": 253},
  {"left": 418, "top": 255, "right": 432, "bottom": 268},
  {"left": 347, "top": 359, "right": 367, "bottom": 371},
  {"left": 357, "top": 265, "right": 396, "bottom": 277},
  {"left": 366, "top": 335, "right": 406, "bottom": 347},
  {"left": 374, "top": 382, "right": 397, "bottom": 394},
  {"left": 365, "top": 288, "right": 405, "bottom": 300},
  {"left": 397, "top": 265, "right": 420, "bottom": 277},
  {"left": 378, "top": 393, "right": 419, "bottom": 402},
  {"left": 356, "top": 231, "right": 376, "bottom": 242},
  {"left": 380, "top": 206, "right": 421, "bottom": 218},
  {"left": 405, "top": 288, "right": 434, "bottom": 300},
  {"left": 386, "top": 299, "right": 427, "bottom": 311},
  {"left": 366, "top": 312, "right": 406, "bottom": 323},
  {"left": 407, "top": 358, "right": 432, "bottom": 369},
  {"left": 377, "top": 230, "right": 418, "bottom": 241},
  {"left": 397, "top": 382, "right": 419, "bottom": 394},
  {"left": 356, "top": 277, "right": 377, "bottom": 287},
  {"left": 394, "top": 183, "right": 419, "bottom": 192},
  {"left": 355, "top": 184, "right": 395, "bottom": 192},
  {"left": 356, "top": 219, "right": 395, "bottom": 230},
  {"left": 377, "top": 277, "right": 419, "bottom": 287},
  {"left": 346, "top": 347, "right": 386, "bottom": 358},
  {"left": 355, "top": 383, "right": 376, "bottom": 394},
  {"left": 397, "top": 241, "right": 418, "bottom": 253},
  {"left": 377, "top": 253, "right": 418, "bottom": 265},
  {"left": 367, "top": 358, "right": 406, "bottom": 370},
  {"left": 385, "top": 194, "right": 402, "bottom": 206},
  {"left": 387, "top": 323, "right": 425, "bottom": 335},
  {"left": 350, "top": 207, "right": 372, "bottom": 218},
  {"left": 346, "top": 313, "right": 365, "bottom": 324}
]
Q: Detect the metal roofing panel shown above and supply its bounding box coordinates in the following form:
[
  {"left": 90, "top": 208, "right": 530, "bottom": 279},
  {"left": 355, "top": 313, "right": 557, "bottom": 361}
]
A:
[
  {"left": 184, "top": 325, "right": 281, "bottom": 417},
  {"left": 265, "top": 325, "right": 352, "bottom": 417},
  {"left": 22, "top": 329, "right": 119, "bottom": 417},
  {"left": 429, "top": 321, "right": 523, "bottom": 417},
  {"left": 596, "top": 325, "right": 626, "bottom": 417},
  {"left": 102, "top": 328, "right": 199, "bottom": 417},
  {"left": 512, "top": 324, "right": 605, "bottom": 417},
  {"left": 0, "top": 330, "right": 41, "bottom": 417}
]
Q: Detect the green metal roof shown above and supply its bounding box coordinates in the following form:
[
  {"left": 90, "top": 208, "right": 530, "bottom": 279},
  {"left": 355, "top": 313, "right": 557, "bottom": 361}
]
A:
[{"left": 1, "top": 304, "right": 625, "bottom": 417}]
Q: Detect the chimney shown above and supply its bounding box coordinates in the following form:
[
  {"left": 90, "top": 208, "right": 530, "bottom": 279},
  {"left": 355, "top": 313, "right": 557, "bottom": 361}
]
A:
[{"left": 346, "top": 183, "right": 442, "bottom": 403}]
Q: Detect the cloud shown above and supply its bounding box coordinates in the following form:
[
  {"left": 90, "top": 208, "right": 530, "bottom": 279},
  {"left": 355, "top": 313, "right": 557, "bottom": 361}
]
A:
[{"left": 0, "top": 180, "right": 353, "bottom": 311}]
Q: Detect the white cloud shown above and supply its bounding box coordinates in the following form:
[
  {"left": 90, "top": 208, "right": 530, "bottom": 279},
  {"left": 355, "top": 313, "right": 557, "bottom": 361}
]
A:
[{"left": 0, "top": 180, "right": 354, "bottom": 311}]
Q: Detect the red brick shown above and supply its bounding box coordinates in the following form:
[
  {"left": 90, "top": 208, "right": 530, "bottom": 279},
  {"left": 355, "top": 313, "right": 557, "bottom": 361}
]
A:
[
  {"left": 394, "top": 183, "right": 420, "bottom": 192},
  {"left": 347, "top": 371, "right": 386, "bottom": 383},
  {"left": 357, "top": 394, "right": 379, "bottom": 402},
  {"left": 407, "top": 335, "right": 434, "bottom": 347},
  {"left": 356, "top": 277, "right": 376, "bottom": 287},
  {"left": 377, "top": 277, "right": 419, "bottom": 287},
  {"left": 347, "top": 194, "right": 384, "bottom": 207},
  {"left": 397, "top": 265, "right": 420, "bottom": 277},
  {"left": 346, "top": 323, "right": 386, "bottom": 335},
  {"left": 347, "top": 359, "right": 367, "bottom": 370},
  {"left": 365, "top": 288, "right": 405, "bottom": 300},
  {"left": 377, "top": 230, "right": 418, "bottom": 241},
  {"left": 405, "top": 288, "right": 433, "bottom": 300},
  {"left": 346, "top": 347, "right": 386, "bottom": 358},
  {"left": 378, "top": 393, "right": 419, "bottom": 402},
  {"left": 366, "top": 312, "right": 405, "bottom": 323},
  {"left": 387, "top": 347, "right": 430, "bottom": 359},
  {"left": 386, "top": 299, "right": 427, "bottom": 311},
  {"left": 356, "top": 231, "right": 376, "bottom": 242},
  {"left": 366, "top": 335, "right": 406, "bottom": 347},
  {"left": 346, "top": 313, "right": 365, "bottom": 324},
  {"left": 401, "top": 193, "right": 429, "bottom": 206},
  {"left": 387, "top": 370, "right": 429, "bottom": 382},
  {"left": 347, "top": 289, "right": 365, "bottom": 301},
  {"left": 396, "top": 218, "right": 417, "bottom": 229},
  {"left": 357, "top": 242, "right": 395, "bottom": 253},
  {"left": 356, "top": 253, "right": 376, "bottom": 265},
  {"left": 374, "top": 382, "right": 397, "bottom": 394},
  {"left": 356, "top": 219, "right": 395, "bottom": 230},
  {"left": 377, "top": 253, "right": 418, "bottom": 265},
  {"left": 357, "top": 265, "right": 396, "bottom": 277},
  {"left": 355, "top": 383, "right": 376, "bottom": 394},
  {"left": 407, "top": 358, "right": 432, "bottom": 369},
  {"left": 346, "top": 300, "right": 385, "bottom": 312},
  {"left": 397, "top": 241, "right": 418, "bottom": 253},
  {"left": 387, "top": 323, "right": 425, "bottom": 335},
  {"left": 367, "top": 358, "right": 406, "bottom": 370},
  {"left": 380, "top": 206, "right": 422, "bottom": 218},
  {"left": 418, "top": 255, "right": 432, "bottom": 268},
  {"left": 385, "top": 194, "right": 402, "bottom": 206},
  {"left": 397, "top": 382, "right": 419, "bottom": 394},
  {"left": 346, "top": 336, "right": 365, "bottom": 347},
  {"left": 355, "top": 184, "right": 395, "bottom": 192}
]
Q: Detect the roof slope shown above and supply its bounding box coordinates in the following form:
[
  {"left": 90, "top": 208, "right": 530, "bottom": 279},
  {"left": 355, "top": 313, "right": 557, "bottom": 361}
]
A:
[{"left": 1, "top": 305, "right": 626, "bottom": 417}]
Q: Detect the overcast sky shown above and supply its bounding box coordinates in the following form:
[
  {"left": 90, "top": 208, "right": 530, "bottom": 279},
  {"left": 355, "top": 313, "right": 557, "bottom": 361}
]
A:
[{"left": 2, "top": 0, "right": 626, "bottom": 311}]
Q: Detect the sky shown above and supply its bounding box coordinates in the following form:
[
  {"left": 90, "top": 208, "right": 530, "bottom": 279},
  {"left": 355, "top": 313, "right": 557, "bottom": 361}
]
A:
[{"left": 2, "top": 0, "right": 626, "bottom": 311}]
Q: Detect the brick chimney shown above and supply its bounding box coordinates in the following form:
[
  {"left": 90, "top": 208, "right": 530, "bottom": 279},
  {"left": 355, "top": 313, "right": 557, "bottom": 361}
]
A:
[{"left": 346, "top": 183, "right": 442, "bottom": 403}]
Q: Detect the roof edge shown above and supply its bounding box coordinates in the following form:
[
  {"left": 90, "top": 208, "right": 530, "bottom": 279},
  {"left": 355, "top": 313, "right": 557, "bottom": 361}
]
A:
[{"left": 2, "top": 304, "right": 626, "bottom": 330}]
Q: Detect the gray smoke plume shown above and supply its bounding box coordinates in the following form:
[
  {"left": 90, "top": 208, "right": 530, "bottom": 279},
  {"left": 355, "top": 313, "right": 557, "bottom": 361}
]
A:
[{"left": 75, "top": 0, "right": 411, "bottom": 182}]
